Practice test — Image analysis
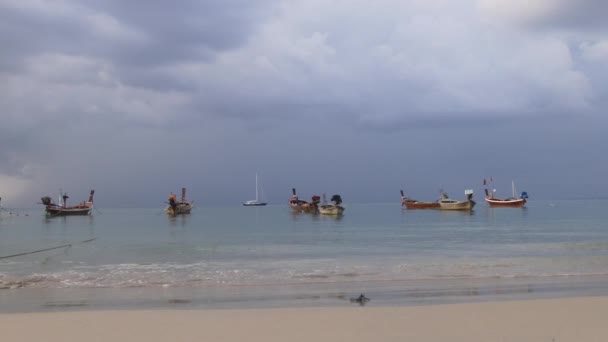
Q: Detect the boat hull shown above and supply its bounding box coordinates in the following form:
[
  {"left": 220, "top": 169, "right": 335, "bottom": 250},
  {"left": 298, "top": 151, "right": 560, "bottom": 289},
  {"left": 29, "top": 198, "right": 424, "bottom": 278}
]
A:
[
  {"left": 485, "top": 197, "right": 526, "bottom": 208},
  {"left": 319, "top": 205, "right": 345, "bottom": 215},
  {"left": 289, "top": 203, "right": 317, "bottom": 213},
  {"left": 165, "top": 203, "right": 193, "bottom": 215},
  {"left": 243, "top": 200, "right": 268, "bottom": 207},
  {"left": 45, "top": 205, "right": 93, "bottom": 216},
  {"left": 438, "top": 200, "right": 475, "bottom": 210},
  {"left": 403, "top": 201, "right": 440, "bottom": 209}
]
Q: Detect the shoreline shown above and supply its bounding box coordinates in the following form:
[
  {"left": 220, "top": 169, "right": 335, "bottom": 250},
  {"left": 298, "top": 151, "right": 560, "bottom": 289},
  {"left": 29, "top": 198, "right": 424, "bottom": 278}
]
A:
[
  {"left": 1, "top": 296, "right": 607, "bottom": 341},
  {"left": 2, "top": 274, "right": 608, "bottom": 313}
]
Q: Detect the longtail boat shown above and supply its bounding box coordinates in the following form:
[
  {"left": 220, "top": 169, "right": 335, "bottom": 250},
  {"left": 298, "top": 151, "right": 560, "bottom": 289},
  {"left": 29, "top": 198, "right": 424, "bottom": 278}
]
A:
[
  {"left": 437, "top": 190, "right": 475, "bottom": 211},
  {"left": 400, "top": 190, "right": 440, "bottom": 209},
  {"left": 41, "top": 190, "right": 94, "bottom": 216},
  {"left": 288, "top": 188, "right": 319, "bottom": 213},
  {"left": 319, "top": 194, "right": 345, "bottom": 215},
  {"left": 484, "top": 179, "right": 528, "bottom": 208},
  {"left": 165, "top": 187, "right": 193, "bottom": 215}
]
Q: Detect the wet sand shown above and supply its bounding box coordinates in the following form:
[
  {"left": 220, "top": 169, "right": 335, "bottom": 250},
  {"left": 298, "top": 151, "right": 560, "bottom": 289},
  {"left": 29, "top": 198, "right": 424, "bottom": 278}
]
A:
[
  {"left": 1, "top": 296, "right": 607, "bottom": 341},
  {"left": 3, "top": 275, "right": 608, "bottom": 313}
]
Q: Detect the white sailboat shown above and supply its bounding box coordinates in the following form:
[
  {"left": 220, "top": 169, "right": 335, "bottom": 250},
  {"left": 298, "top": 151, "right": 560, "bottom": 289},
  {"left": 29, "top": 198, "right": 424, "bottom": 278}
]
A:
[{"left": 243, "top": 173, "right": 267, "bottom": 206}]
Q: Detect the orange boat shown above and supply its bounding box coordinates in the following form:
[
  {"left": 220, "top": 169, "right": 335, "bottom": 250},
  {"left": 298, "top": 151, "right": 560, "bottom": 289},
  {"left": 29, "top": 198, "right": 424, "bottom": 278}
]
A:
[
  {"left": 484, "top": 179, "right": 528, "bottom": 208},
  {"left": 400, "top": 190, "right": 440, "bottom": 209},
  {"left": 288, "top": 188, "right": 320, "bottom": 213}
]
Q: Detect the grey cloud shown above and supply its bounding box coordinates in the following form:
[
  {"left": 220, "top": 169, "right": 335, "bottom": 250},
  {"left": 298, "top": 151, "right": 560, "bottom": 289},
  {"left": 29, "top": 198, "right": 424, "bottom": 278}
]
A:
[
  {"left": 479, "top": 0, "right": 608, "bottom": 32},
  {"left": 0, "top": 0, "right": 276, "bottom": 78},
  {"left": 1, "top": 0, "right": 607, "bottom": 206},
  {"left": 531, "top": 1, "right": 608, "bottom": 31},
  {"left": 0, "top": 121, "right": 49, "bottom": 178},
  {"left": 83, "top": 0, "right": 276, "bottom": 67}
]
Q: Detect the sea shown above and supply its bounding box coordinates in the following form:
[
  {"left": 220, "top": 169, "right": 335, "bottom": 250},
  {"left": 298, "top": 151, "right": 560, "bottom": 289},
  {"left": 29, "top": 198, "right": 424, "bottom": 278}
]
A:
[{"left": 1, "top": 200, "right": 608, "bottom": 312}]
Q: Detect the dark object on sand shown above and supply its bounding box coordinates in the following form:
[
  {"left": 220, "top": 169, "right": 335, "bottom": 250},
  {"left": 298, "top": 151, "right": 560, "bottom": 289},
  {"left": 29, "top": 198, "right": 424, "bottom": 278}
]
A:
[{"left": 350, "top": 293, "right": 370, "bottom": 305}]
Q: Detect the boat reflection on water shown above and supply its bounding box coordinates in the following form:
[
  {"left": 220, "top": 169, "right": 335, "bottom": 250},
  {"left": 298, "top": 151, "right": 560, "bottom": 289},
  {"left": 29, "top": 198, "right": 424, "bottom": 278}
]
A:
[
  {"left": 439, "top": 209, "right": 475, "bottom": 217},
  {"left": 321, "top": 213, "right": 344, "bottom": 222},
  {"left": 290, "top": 210, "right": 320, "bottom": 221},
  {"left": 168, "top": 212, "right": 190, "bottom": 227}
]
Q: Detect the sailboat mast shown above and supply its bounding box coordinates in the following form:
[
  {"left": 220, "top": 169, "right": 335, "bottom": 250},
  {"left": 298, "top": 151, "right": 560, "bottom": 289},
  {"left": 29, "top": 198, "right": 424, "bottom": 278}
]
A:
[
  {"left": 255, "top": 173, "right": 259, "bottom": 201},
  {"left": 512, "top": 180, "right": 516, "bottom": 198}
]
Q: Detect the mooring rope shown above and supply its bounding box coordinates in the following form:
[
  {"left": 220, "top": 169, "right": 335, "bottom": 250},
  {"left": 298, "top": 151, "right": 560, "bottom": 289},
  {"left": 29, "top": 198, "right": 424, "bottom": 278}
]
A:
[{"left": 0, "top": 238, "right": 96, "bottom": 260}]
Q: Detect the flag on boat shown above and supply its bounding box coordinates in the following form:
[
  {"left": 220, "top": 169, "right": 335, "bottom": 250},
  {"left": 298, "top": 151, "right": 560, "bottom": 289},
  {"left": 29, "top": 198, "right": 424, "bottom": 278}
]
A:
[{"left": 483, "top": 179, "right": 486, "bottom": 185}]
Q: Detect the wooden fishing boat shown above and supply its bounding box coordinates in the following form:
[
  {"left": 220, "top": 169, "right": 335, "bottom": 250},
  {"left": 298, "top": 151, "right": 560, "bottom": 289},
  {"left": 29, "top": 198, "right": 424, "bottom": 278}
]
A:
[
  {"left": 437, "top": 190, "right": 475, "bottom": 211},
  {"left": 288, "top": 188, "right": 319, "bottom": 213},
  {"left": 319, "top": 205, "right": 345, "bottom": 215},
  {"left": 41, "top": 190, "right": 95, "bottom": 216},
  {"left": 400, "top": 190, "right": 440, "bottom": 209},
  {"left": 485, "top": 197, "right": 526, "bottom": 207},
  {"left": 165, "top": 188, "right": 193, "bottom": 215},
  {"left": 319, "top": 194, "right": 345, "bottom": 215},
  {"left": 484, "top": 179, "right": 528, "bottom": 208}
]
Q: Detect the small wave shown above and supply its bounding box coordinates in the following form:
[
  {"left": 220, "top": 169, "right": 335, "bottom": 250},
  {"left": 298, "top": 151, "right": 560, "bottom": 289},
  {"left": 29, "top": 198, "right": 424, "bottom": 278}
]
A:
[
  {"left": 43, "top": 301, "right": 88, "bottom": 308},
  {"left": 292, "top": 274, "right": 330, "bottom": 279},
  {"left": 562, "top": 242, "right": 608, "bottom": 251},
  {"left": 0, "top": 275, "right": 47, "bottom": 289},
  {"left": 340, "top": 272, "right": 359, "bottom": 277},
  {"left": 5, "top": 257, "right": 608, "bottom": 289},
  {"left": 290, "top": 269, "right": 364, "bottom": 280}
]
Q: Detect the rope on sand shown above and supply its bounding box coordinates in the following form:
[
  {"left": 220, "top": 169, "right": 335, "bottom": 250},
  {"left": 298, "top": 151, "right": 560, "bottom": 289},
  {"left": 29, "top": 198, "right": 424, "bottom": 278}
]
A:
[{"left": 0, "top": 238, "right": 96, "bottom": 260}]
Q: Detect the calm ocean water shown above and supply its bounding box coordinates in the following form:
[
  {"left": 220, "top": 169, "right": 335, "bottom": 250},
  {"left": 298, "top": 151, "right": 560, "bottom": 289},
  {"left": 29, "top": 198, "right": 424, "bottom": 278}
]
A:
[{"left": 1, "top": 200, "right": 608, "bottom": 310}]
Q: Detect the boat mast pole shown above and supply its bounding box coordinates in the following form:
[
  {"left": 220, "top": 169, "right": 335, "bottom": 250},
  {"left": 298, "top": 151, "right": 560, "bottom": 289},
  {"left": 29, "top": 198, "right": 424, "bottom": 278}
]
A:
[
  {"left": 512, "top": 180, "right": 516, "bottom": 198},
  {"left": 255, "top": 173, "right": 259, "bottom": 201}
]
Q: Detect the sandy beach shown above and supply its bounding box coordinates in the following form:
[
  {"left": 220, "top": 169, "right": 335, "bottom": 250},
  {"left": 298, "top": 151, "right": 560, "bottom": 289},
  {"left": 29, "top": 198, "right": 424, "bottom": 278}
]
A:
[{"left": 1, "top": 296, "right": 606, "bottom": 342}]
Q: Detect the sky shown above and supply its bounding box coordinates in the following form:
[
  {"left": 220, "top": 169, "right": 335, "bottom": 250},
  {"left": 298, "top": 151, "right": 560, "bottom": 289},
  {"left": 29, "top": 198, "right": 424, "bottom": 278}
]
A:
[{"left": 1, "top": 0, "right": 607, "bottom": 207}]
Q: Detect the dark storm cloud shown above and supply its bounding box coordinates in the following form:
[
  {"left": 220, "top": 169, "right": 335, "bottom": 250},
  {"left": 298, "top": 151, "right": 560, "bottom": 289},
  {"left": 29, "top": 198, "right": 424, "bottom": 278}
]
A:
[
  {"left": 0, "top": 117, "right": 51, "bottom": 178},
  {"left": 84, "top": 0, "right": 273, "bottom": 64},
  {"left": 0, "top": 130, "right": 30, "bottom": 177},
  {"left": 0, "top": 0, "right": 276, "bottom": 91},
  {"left": 1, "top": 0, "right": 607, "bottom": 205}
]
